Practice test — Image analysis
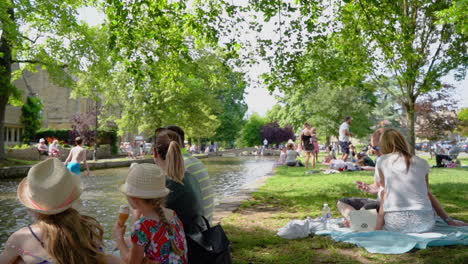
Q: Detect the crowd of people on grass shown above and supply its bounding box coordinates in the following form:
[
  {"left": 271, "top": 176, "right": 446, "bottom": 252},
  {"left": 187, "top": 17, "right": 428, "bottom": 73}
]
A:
[
  {"left": 276, "top": 116, "right": 467, "bottom": 233},
  {"left": 1, "top": 125, "right": 215, "bottom": 264}
]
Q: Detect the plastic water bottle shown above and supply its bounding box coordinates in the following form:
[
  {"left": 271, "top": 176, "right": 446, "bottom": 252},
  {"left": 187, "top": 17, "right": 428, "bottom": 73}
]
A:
[{"left": 322, "top": 203, "right": 332, "bottom": 229}]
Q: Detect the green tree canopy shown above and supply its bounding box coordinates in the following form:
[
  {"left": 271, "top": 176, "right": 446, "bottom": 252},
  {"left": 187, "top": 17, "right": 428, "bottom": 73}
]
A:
[
  {"left": 0, "top": 0, "right": 97, "bottom": 160},
  {"left": 237, "top": 113, "right": 267, "bottom": 147}
]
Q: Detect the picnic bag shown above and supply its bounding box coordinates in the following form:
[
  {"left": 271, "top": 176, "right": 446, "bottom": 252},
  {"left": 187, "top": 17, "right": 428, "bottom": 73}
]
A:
[{"left": 187, "top": 216, "right": 232, "bottom": 264}]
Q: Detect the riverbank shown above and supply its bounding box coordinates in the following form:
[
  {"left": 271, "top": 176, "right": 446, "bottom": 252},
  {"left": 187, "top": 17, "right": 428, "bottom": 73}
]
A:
[
  {"left": 220, "top": 155, "right": 468, "bottom": 264},
  {"left": 0, "top": 154, "right": 210, "bottom": 179}
]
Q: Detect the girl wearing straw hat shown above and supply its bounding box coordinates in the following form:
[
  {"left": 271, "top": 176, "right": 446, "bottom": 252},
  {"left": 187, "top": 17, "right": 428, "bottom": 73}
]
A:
[
  {"left": 0, "top": 158, "right": 122, "bottom": 264},
  {"left": 113, "top": 163, "right": 187, "bottom": 263}
]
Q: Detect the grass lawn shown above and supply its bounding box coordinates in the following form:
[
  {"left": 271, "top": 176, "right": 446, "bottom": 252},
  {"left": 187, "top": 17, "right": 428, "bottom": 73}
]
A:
[{"left": 221, "top": 153, "right": 468, "bottom": 264}]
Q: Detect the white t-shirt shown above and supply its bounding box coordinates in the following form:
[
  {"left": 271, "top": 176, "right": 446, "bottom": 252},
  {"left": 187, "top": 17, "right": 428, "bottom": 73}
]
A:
[
  {"left": 339, "top": 122, "right": 350, "bottom": 142},
  {"left": 376, "top": 153, "right": 432, "bottom": 212}
]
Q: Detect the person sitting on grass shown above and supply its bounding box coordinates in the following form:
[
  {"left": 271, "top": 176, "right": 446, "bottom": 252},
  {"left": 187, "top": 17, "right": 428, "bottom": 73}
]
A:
[
  {"left": 356, "top": 153, "right": 375, "bottom": 167},
  {"left": 37, "top": 138, "right": 48, "bottom": 156},
  {"left": 277, "top": 147, "right": 287, "bottom": 165},
  {"left": 0, "top": 158, "right": 122, "bottom": 264},
  {"left": 322, "top": 146, "right": 336, "bottom": 165},
  {"left": 286, "top": 143, "right": 304, "bottom": 167},
  {"left": 375, "top": 128, "right": 468, "bottom": 232}
]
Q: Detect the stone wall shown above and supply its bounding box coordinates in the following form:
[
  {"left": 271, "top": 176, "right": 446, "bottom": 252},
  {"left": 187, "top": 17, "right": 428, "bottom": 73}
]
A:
[{"left": 6, "top": 145, "right": 112, "bottom": 161}]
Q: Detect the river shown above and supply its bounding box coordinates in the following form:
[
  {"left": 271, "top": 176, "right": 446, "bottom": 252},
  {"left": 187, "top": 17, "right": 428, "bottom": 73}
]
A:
[{"left": 0, "top": 156, "right": 276, "bottom": 250}]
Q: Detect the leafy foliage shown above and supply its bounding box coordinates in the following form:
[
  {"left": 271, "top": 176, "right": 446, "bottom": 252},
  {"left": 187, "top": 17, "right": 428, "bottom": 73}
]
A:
[
  {"left": 238, "top": 113, "right": 267, "bottom": 147},
  {"left": 415, "top": 86, "right": 460, "bottom": 141},
  {"left": 70, "top": 109, "right": 98, "bottom": 145},
  {"left": 20, "top": 97, "right": 43, "bottom": 143},
  {"left": 260, "top": 122, "right": 295, "bottom": 145},
  {"left": 458, "top": 108, "right": 468, "bottom": 136}
]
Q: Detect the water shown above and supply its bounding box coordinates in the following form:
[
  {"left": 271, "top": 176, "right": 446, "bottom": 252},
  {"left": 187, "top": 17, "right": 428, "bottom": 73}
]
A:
[{"left": 0, "top": 156, "right": 276, "bottom": 250}]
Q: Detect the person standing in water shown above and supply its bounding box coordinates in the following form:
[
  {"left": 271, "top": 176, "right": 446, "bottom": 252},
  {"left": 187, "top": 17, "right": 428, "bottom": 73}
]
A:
[{"left": 64, "top": 137, "right": 90, "bottom": 176}]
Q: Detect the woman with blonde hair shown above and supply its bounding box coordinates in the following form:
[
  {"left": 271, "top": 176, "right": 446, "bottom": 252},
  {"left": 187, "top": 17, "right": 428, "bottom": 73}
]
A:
[
  {"left": 375, "top": 129, "right": 467, "bottom": 232},
  {"left": 152, "top": 129, "right": 204, "bottom": 262},
  {"left": 0, "top": 158, "right": 122, "bottom": 264}
]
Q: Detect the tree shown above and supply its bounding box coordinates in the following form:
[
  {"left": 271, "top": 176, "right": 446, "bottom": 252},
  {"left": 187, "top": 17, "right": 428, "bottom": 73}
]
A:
[
  {"left": 0, "top": 0, "right": 95, "bottom": 160},
  {"left": 244, "top": 0, "right": 467, "bottom": 153},
  {"left": 338, "top": 0, "right": 467, "bottom": 153},
  {"left": 20, "top": 96, "right": 43, "bottom": 143},
  {"left": 260, "top": 122, "right": 295, "bottom": 145},
  {"left": 458, "top": 108, "right": 468, "bottom": 136},
  {"left": 71, "top": 1, "right": 244, "bottom": 138},
  {"left": 70, "top": 108, "right": 99, "bottom": 145},
  {"left": 238, "top": 113, "right": 267, "bottom": 147},
  {"left": 415, "top": 86, "right": 460, "bottom": 141},
  {"left": 262, "top": 34, "right": 375, "bottom": 143}
]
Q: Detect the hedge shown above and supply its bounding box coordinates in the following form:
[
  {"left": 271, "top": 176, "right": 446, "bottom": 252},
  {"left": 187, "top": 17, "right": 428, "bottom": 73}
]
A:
[{"left": 34, "top": 129, "right": 118, "bottom": 154}]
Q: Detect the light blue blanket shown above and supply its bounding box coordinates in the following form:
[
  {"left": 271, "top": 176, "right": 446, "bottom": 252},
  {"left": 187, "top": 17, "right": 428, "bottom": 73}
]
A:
[
  {"left": 318, "top": 219, "right": 468, "bottom": 254},
  {"left": 277, "top": 217, "right": 468, "bottom": 254}
]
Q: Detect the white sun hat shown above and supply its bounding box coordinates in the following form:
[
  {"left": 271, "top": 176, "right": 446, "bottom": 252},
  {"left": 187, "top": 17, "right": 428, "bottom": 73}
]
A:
[
  {"left": 17, "top": 158, "right": 82, "bottom": 215},
  {"left": 119, "top": 163, "right": 170, "bottom": 199}
]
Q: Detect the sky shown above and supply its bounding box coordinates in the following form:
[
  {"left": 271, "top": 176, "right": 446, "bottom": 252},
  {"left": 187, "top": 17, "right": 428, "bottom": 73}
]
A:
[{"left": 77, "top": 6, "right": 468, "bottom": 117}]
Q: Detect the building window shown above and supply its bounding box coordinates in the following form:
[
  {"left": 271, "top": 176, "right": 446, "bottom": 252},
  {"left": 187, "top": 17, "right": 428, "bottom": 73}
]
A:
[
  {"left": 7, "top": 128, "right": 11, "bottom": 142},
  {"left": 19, "top": 128, "right": 23, "bottom": 143}
]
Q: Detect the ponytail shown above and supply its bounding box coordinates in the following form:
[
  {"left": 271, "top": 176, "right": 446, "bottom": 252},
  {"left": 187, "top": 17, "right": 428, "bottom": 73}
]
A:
[
  {"left": 166, "top": 141, "right": 185, "bottom": 183},
  {"left": 155, "top": 130, "right": 185, "bottom": 183}
]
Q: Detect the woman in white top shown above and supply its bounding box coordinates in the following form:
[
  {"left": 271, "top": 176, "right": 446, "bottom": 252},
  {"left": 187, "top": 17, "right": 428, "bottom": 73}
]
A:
[
  {"left": 376, "top": 129, "right": 467, "bottom": 232},
  {"left": 48, "top": 140, "right": 60, "bottom": 157}
]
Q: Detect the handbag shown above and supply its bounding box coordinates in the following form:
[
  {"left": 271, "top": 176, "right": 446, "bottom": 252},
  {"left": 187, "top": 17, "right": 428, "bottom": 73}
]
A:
[{"left": 187, "top": 216, "right": 233, "bottom": 264}]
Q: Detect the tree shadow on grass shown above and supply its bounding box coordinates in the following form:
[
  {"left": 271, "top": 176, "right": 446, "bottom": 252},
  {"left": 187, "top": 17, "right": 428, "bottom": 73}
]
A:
[{"left": 222, "top": 222, "right": 364, "bottom": 264}]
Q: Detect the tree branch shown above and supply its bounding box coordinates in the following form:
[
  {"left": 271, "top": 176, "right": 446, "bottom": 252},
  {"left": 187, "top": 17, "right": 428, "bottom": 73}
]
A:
[{"left": 12, "top": 59, "right": 43, "bottom": 64}]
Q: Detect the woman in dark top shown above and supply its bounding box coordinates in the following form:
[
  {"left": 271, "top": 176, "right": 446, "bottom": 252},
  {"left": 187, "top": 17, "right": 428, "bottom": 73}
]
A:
[
  {"left": 300, "top": 123, "right": 315, "bottom": 168},
  {"left": 154, "top": 130, "right": 204, "bottom": 232}
]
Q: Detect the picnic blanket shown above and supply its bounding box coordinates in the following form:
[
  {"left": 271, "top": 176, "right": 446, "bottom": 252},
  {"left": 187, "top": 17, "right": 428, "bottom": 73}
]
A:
[{"left": 277, "top": 217, "right": 468, "bottom": 254}]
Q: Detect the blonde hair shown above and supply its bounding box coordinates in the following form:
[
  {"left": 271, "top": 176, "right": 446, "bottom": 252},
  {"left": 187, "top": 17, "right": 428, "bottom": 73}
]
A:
[
  {"left": 155, "top": 130, "right": 185, "bottom": 183},
  {"left": 36, "top": 208, "right": 106, "bottom": 264},
  {"left": 379, "top": 128, "right": 412, "bottom": 171},
  {"left": 145, "top": 198, "right": 184, "bottom": 256}
]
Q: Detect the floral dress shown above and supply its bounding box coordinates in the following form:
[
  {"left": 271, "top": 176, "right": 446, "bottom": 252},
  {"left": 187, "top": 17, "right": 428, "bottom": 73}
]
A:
[{"left": 131, "top": 214, "right": 188, "bottom": 264}]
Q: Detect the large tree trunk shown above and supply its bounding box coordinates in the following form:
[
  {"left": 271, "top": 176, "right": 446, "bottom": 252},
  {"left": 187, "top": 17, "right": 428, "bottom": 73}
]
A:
[
  {"left": 0, "top": 23, "right": 13, "bottom": 161},
  {"left": 406, "top": 100, "right": 416, "bottom": 155}
]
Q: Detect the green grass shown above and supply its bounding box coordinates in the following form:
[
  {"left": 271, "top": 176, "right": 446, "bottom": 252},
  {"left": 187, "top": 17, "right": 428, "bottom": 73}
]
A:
[{"left": 221, "top": 154, "right": 468, "bottom": 264}]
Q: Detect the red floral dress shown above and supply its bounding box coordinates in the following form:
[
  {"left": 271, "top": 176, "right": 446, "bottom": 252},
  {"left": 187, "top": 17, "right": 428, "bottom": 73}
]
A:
[{"left": 131, "top": 213, "right": 188, "bottom": 264}]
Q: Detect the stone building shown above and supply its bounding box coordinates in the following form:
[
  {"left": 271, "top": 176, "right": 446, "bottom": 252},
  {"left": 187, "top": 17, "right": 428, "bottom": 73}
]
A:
[{"left": 4, "top": 67, "right": 93, "bottom": 146}]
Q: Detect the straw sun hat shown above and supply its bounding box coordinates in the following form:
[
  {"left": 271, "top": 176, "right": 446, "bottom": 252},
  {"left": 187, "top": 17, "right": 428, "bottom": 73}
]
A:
[
  {"left": 119, "top": 163, "right": 170, "bottom": 199},
  {"left": 18, "top": 158, "right": 82, "bottom": 215}
]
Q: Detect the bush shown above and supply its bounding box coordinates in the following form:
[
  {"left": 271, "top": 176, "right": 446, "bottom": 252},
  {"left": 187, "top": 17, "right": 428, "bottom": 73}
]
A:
[
  {"left": 7, "top": 144, "right": 31, "bottom": 150},
  {"left": 35, "top": 129, "right": 72, "bottom": 144},
  {"left": 34, "top": 128, "right": 119, "bottom": 154}
]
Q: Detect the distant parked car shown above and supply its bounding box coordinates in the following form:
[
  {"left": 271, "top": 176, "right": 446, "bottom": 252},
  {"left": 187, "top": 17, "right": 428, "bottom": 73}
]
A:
[
  {"left": 415, "top": 142, "right": 423, "bottom": 151},
  {"left": 457, "top": 142, "right": 468, "bottom": 153}
]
